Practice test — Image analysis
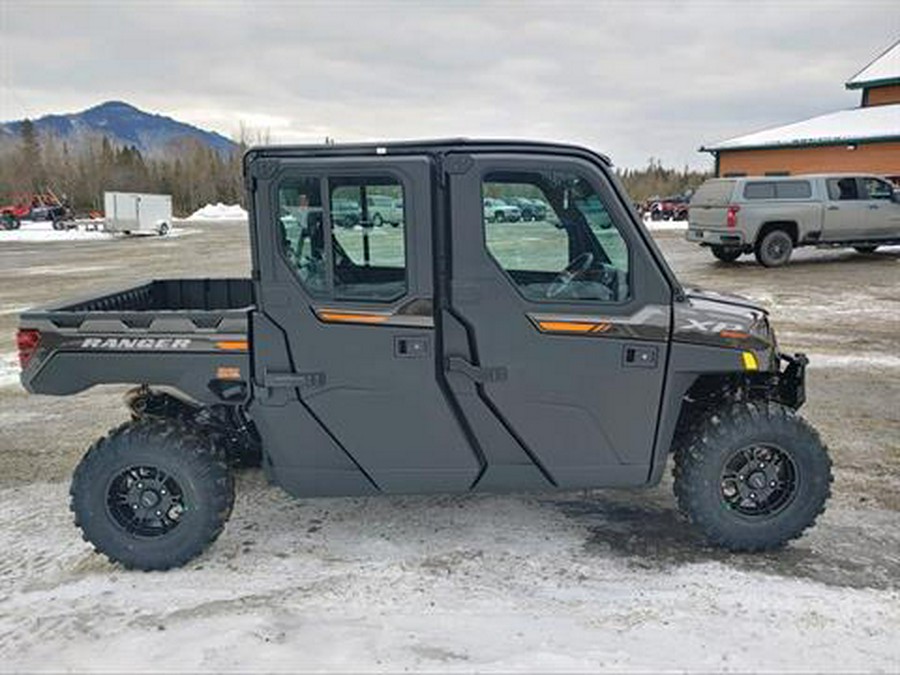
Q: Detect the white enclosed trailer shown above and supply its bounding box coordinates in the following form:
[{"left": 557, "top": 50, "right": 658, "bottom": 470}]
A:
[{"left": 103, "top": 192, "right": 172, "bottom": 236}]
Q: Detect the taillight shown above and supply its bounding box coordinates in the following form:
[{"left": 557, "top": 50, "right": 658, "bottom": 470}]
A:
[
  {"left": 726, "top": 205, "right": 740, "bottom": 228},
  {"left": 16, "top": 329, "right": 41, "bottom": 369}
]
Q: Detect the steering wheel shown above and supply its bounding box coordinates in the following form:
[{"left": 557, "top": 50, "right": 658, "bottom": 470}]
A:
[{"left": 545, "top": 252, "right": 594, "bottom": 299}]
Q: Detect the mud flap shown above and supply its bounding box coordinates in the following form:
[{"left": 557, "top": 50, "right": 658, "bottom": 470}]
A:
[{"left": 777, "top": 352, "right": 808, "bottom": 409}]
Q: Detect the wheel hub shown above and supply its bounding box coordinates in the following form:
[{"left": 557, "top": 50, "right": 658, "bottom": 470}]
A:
[
  {"left": 720, "top": 444, "right": 797, "bottom": 517},
  {"left": 107, "top": 466, "right": 186, "bottom": 537}
]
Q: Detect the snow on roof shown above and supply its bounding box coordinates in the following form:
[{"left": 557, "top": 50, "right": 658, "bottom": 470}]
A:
[
  {"left": 847, "top": 40, "right": 900, "bottom": 89},
  {"left": 701, "top": 104, "right": 900, "bottom": 152}
]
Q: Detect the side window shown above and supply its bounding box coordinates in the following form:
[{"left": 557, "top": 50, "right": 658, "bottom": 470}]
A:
[
  {"left": 483, "top": 171, "right": 629, "bottom": 303},
  {"left": 278, "top": 178, "right": 327, "bottom": 296},
  {"left": 277, "top": 175, "right": 407, "bottom": 302},
  {"left": 743, "top": 182, "right": 776, "bottom": 200},
  {"left": 827, "top": 177, "right": 859, "bottom": 201},
  {"left": 862, "top": 177, "right": 893, "bottom": 200},
  {"left": 775, "top": 181, "right": 812, "bottom": 199}
]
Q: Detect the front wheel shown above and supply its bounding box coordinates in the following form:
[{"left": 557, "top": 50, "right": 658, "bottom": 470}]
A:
[
  {"left": 157, "top": 222, "right": 170, "bottom": 236},
  {"left": 711, "top": 245, "right": 742, "bottom": 263},
  {"left": 673, "top": 401, "right": 831, "bottom": 552},
  {"left": 70, "top": 419, "right": 234, "bottom": 570},
  {"left": 755, "top": 229, "right": 794, "bottom": 267}
]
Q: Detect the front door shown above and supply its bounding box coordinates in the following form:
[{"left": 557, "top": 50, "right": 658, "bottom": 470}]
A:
[
  {"left": 823, "top": 177, "right": 868, "bottom": 241},
  {"left": 444, "top": 153, "right": 673, "bottom": 489},
  {"left": 860, "top": 176, "right": 900, "bottom": 239},
  {"left": 250, "top": 155, "right": 481, "bottom": 495}
]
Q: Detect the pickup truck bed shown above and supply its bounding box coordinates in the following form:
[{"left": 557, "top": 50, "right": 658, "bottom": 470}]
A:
[{"left": 19, "top": 279, "right": 254, "bottom": 404}]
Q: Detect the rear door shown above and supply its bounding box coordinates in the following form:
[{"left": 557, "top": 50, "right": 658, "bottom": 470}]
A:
[
  {"left": 250, "top": 154, "right": 480, "bottom": 494},
  {"left": 443, "top": 153, "right": 672, "bottom": 489},
  {"left": 860, "top": 176, "right": 900, "bottom": 238},
  {"left": 823, "top": 177, "right": 868, "bottom": 241}
]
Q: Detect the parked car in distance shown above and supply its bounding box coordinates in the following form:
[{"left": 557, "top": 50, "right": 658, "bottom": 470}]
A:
[
  {"left": 507, "top": 197, "right": 548, "bottom": 221},
  {"left": 687, "top": 174, "right": 900, "bottom": 266},
  {"left": 366, "top": 194, "right": 403, "bottom": 227},
  {"left": 483, "top": 197, "right": 522, "bottom": 222},
  {"left": 331, "top": 198, "right": 362, "bottom": 228}
]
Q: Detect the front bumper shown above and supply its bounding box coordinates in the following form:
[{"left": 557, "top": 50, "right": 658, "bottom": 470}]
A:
[
  {"left": 776, "top": 352, "right": 808, "bottom": 409},
  {"left": 686, "top": 227, "right": 745, "bottom": 247}
]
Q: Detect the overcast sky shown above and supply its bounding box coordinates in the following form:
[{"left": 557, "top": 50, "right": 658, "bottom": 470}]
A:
[{"left": 1, "top": 0, "right": 898, "bottom": 169}]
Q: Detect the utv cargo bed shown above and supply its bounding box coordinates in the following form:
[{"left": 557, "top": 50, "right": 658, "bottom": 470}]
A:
[{"left": 19, "top": 279, "right": 253, "bottom": 403}]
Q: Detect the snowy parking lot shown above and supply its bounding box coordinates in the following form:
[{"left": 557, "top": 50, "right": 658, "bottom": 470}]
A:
[{"left": 0, "top": 221, "right": 898, "bottom": 671}]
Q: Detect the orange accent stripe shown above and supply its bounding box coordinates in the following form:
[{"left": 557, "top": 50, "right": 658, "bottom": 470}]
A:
[
  {"left": 719, "top": 330, "right": 749, "bottom": 339},
  {"left": 216, "top": 366, "right": 242, "bottom": 380},
  {"left": 317, "top": 311, "right": 389, "bottom": 325},
  {"left": 215, "top": 340, "right": 248, "bottom": 351},
  {"left": 538, "top": 320, "right": 599, "bottom": 333}
]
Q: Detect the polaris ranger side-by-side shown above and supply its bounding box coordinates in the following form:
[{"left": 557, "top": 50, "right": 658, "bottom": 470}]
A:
[{"left": 18, "top": 141, "right": 831, "bottom": 571}]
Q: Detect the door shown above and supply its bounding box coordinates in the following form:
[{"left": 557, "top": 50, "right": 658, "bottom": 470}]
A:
[
  {"left": 860, "top": 176, "right": 900, "bottom": 239},
  {"left": 249, "top": 155, "right": 480, "bottom": 495},
  {"left": 444, "top": 153, "right": 672, "bottom": 489},
  {"left": 823, "top": 177, "right": 868, "bottom": 241}
]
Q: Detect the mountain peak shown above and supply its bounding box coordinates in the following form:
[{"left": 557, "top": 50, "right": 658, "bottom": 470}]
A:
[{"left": 1, "top": 101, "right": 236, "bottom": 155}]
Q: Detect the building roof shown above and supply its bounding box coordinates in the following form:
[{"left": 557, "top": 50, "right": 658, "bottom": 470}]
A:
[
  {"left": 846, "top": 40, "right": 900, "bottom": 89},
  {"left": 701, "top": 103, "right": 900, "bottom": 153}
]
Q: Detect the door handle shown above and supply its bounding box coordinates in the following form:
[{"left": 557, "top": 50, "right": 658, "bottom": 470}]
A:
[
  {"left": 868, "top": 204, "right": 879, "bottom": 210},
  {"left": 826, "top": 205, "right": 839, "bottom": 211},
  {"left": 262, "top": 369, "right": 326, "bottom": 389},
  {"left": 622, "top": 344, "right": 658, "bottom": 368},
  {"left": 445, "top": 356, "right": 507, "bottom": 383}
]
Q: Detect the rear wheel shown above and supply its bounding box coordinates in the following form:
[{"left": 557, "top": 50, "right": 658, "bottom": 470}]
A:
[
  {"left": 371, "top": 213, "right": 383, "bottom": 228},
  {"left": 673, "top": 401, "right": 831, "bottom": 551},
  {"left": 157, "top": 222, "right": 170, "bottom": 236},
  {"left": 70, "top": 419, "right": 234, "bottom": 570},
  {"left": 854, "top": 245, "right": 878, "bottom": 254},
  {"left": 494, "top": 211, "right": 506, "bottom": 222},
  {"left": 755, "top": 229, "right": 793, "bottom": 267},
  {"left": 711, "top": 245, "right": 742, "bottom": 263}
]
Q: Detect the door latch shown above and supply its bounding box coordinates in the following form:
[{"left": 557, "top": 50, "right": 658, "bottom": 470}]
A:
[{"left": 445, "top": 356, "right": 508, "bottom": 383}]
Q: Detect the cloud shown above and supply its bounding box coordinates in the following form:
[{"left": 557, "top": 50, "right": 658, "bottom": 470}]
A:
[{"left": 1, "top": 0, "right": 897, "bottom": 168}]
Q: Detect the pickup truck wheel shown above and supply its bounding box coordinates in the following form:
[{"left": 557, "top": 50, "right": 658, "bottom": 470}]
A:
[
  {"left": 371, "top": 213, "right": 383, "bottom": 227},
  {"left": 158, "top": 222, "right": 170, "bottom": 236},
  {"left": 854, "top": 245, "right": 878, "bottom": 254},
  {"left": 673, "top": 401, "right": 831, "bottom": 552},
  {"left": 711, "top": 245, "right": 742, "bottom": 263},
  {"left": 755, "top": 229, "right": 793, "bottom": 267},
  {"left": 70, "top": 419, "right": 234, "bottom": 571}
]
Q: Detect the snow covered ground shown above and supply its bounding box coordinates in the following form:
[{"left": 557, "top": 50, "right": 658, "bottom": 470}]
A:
[
  {"left": 0, "top": 352, "right": 19, "bottom": 388},
  {"left": 1, "top": 476, "right": 898, "bottom": 673},
  {"left": 643, "top": 217, "right": 687, "bottom": 231},
  {"left": 0, "top": 220, "right": 196, "bottom": 243}
]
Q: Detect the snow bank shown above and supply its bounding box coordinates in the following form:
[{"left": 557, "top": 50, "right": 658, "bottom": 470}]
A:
[{"left": 186, "top": 203, "right": 248, "bottom": 221}]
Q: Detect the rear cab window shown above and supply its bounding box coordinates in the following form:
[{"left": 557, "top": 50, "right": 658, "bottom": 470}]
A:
[{"left": 689, "top": 180, "right": 736, "bottom": 207}]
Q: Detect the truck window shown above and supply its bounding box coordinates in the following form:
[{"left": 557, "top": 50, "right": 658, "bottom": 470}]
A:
[
  {"left": 862, "top": 177, "right": 894, "bottom": 200},
  {"left": 482, "top": 171, "right": 629, "bottom": 303},
  {"left": 743, "top": 182, "right": 776, "bottom": 200},
  {"left": 277, "top": 176, "right": 407, "bottom": 302},
  {"left": 827, "top": 177, "right": 859, "bottom": 201},
  {"left": 775, "top": 181, "right": 812, "bottom": 199}
]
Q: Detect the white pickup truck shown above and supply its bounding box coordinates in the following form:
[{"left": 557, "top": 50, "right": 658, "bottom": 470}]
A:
[{"left": 687, "top": 174, "right": 900, "bottom": 266}]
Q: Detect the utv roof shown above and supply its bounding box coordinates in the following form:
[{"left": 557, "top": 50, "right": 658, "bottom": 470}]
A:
[{"left": 245, "top": 139, "right": 612, "bottom": 166}]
